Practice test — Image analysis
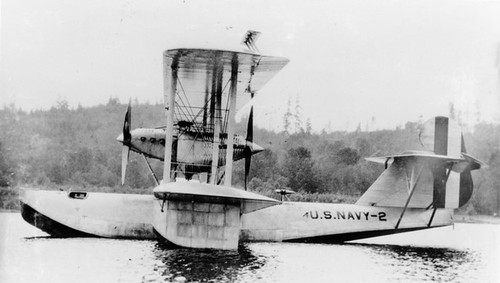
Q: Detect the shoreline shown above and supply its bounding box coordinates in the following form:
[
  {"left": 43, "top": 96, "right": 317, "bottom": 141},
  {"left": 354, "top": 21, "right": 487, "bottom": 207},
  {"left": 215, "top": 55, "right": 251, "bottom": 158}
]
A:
[
  {"left": 454, "top": 214, "right": 500, "bottom": 225},
  {"left": 0, "top": 208, "right": 20, "bottom": 213}
]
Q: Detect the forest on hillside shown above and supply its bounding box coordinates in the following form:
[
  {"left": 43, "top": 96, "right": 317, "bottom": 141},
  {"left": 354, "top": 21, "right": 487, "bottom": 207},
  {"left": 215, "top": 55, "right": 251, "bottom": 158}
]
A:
[{"left": 0, "top": 98, "right": 499, "bottom": 216}]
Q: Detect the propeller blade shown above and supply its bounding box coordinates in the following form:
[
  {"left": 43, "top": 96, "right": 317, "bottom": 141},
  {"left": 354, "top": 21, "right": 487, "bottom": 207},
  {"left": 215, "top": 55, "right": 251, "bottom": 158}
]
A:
[
  {"left": 246, "top": 106, "right": 253, "bottom": 143},
  {"left": 244, "top": 151, "right": 251, "bottom": 190},
  {"left": 121, "top": 145, "right": 130, "bottom": 185},
  {"left": 244, "top": 103, "right": 254, "bottom": 190},
  {"left": 123, "top": 100, "right": 132, "bottom": 146}
]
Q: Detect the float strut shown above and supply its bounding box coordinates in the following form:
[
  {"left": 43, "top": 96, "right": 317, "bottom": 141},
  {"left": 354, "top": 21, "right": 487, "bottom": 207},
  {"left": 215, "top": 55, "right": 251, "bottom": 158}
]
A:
[{"left": 142, "top": 154, "right": 159, "bottom": 186}]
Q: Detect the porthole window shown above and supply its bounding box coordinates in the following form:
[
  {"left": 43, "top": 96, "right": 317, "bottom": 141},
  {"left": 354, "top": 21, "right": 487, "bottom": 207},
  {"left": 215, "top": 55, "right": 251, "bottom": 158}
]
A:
[
  {"left": 150, "top": 137, "right": 156, "bottom": 143},
  {"left": 140, "top": 137, "right": 146, "bottom": 142},
  {"left": 68, "top": 192, "right": 88, "bottom": 200},
  {"left": 159, "top": 139, "right": 165, "bottom": 145}
]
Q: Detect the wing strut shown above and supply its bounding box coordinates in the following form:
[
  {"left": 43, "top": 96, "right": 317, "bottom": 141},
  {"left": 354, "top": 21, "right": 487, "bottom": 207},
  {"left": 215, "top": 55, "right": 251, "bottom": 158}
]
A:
[
  {"left": 162, "top": 56, "right": 178, "bottom": 184},
  {"left": 224, "top": 54, "right": 239, "bottom": 186},
  {"left": 210, "top": 55, "right": 223, "bottom": 184}
]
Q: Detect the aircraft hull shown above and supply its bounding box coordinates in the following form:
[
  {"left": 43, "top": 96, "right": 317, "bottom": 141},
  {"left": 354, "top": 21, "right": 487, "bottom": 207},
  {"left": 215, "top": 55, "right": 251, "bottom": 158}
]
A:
[
  {"left": 240, "top": 202, "right": 452, "bottom": 242},
  {"left": 19, "top": 189, "right": 453, "bottom": 242},
  {"left": 20, "top": 189, "right": 156, "bottom": 239}
]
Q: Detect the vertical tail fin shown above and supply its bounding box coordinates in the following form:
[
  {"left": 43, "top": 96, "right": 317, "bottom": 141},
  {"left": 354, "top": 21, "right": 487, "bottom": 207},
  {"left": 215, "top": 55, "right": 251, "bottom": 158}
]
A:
[
  {"left": 357, "top": 116, "right": 483, "bottom": 209},
  {"left": 419, "top": 116, "right": 461, "bottom": 157},
  {"left": 420, "top": 116, "right": 474, "bottom": 208}
]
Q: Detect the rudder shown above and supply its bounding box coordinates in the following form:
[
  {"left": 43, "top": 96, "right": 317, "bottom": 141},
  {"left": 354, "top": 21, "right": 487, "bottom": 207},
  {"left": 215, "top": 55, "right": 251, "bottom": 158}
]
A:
[{"left": 358, "top": 116, "right": 483, "bottom": 209}]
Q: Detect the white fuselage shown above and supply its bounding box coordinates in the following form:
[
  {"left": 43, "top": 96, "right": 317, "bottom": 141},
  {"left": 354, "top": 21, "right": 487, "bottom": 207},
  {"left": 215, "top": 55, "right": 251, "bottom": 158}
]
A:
[{"left": 19, "top": 189, "right": 453, "bottom": 242}]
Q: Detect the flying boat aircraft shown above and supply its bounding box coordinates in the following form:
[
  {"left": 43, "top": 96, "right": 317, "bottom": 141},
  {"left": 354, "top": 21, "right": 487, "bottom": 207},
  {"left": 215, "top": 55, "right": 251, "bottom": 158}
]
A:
[{"left": 20, "top": 31, "right": 484, "bottom": 250}]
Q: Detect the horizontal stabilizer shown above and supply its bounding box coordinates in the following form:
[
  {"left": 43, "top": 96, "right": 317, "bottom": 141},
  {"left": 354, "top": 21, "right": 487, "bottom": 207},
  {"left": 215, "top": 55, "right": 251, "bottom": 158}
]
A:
[
  {"left": 365, "top": 151, "right": 483, "bottom": 173},
  {"left": 462, "top": 153, "right": 487, "bottom": 170},
  {"left": 357, "top": 116, "right": 483, "bottom": 209}
]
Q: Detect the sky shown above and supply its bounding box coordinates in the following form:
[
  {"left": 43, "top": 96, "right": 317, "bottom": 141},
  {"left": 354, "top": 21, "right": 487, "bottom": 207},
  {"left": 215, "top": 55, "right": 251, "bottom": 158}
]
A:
[{"left": 1, "top": 0, "right": 500, "bottom": 132}]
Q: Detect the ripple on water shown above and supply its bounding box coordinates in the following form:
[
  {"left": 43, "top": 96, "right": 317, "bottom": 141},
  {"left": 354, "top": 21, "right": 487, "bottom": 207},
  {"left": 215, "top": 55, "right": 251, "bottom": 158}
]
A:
[
  {"left": 357, "top": 243, "right": 481, "bottom": 282},
  {"left": 1, "top": 213, "right": 498, "bottom": 283}
]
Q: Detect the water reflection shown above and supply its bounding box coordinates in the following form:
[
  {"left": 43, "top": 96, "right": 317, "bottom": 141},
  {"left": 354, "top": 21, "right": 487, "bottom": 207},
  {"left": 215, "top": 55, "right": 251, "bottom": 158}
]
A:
[
  {"left": 4, "top": 213, "right": 496, "bottom": 283},
  {"left": 149, "top": 242, "right": 483, "bottom": 282},
  {"left": 353, "top": 243, "right": 480, "bottom": 282},
  {"left": 151, "top": 244, "right": 267, "bottom": 282}
]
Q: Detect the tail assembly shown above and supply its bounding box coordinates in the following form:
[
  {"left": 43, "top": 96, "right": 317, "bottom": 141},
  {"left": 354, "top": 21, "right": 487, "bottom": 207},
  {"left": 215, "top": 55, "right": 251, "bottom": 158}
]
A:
[{"left": 357, "top": 116, "right": 484, "bottom": 209}]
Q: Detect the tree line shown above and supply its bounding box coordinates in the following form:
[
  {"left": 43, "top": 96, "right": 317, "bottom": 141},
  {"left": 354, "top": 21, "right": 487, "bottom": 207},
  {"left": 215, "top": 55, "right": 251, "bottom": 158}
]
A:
[{"left": 0, "top": 99, "right": 499, "bottom": 216}]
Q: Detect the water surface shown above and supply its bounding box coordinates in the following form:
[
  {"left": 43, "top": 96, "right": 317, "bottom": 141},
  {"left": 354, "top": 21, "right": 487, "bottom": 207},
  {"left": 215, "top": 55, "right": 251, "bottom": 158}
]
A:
[{"left": 1, "top": 213, "right": 498, "bottom": 282}]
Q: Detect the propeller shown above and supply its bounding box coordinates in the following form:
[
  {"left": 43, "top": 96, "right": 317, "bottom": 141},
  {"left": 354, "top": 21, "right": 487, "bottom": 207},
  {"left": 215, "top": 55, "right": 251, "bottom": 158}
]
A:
[
  {"left": 244, "top": 93, "right": 254, "bottom": 190},
  {"left": 121, "top": 100, "right": 132, "bottom": 185}
]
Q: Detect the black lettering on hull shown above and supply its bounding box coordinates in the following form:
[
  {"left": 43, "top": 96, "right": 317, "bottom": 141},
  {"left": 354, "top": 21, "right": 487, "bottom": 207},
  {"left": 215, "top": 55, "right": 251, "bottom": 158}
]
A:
[
  {"left": 302, "top": 210, "right": 389, "bottom": 222},
  {"left": 324, "top": 211, "right": 332, "bottom": 219},
  {"left": 337, "top": 211, "right": 345, "bottom": 220},
  {"left": 310, "top": 210, "right": 319, "bottom": 219}
]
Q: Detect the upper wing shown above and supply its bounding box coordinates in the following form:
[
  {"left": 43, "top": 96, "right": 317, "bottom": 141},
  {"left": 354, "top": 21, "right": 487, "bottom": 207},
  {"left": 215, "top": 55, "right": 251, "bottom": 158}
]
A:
[{"left": 163, "top": 48, "right": 289, "bottom": 114}]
